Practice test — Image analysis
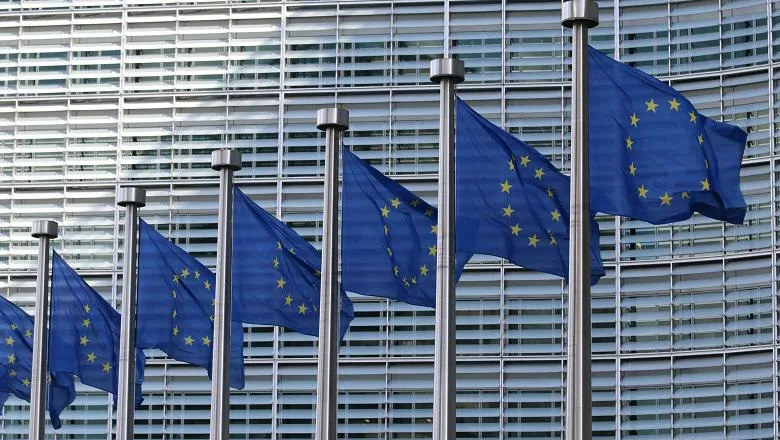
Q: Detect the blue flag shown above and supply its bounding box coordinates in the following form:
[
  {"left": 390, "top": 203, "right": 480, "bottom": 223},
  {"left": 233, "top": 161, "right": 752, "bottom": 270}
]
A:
[
  {"left": 49, "top": 252, "right": 145, "bottom": 427},
  {"left": 232, "top": 187, "right": 354, "bottom": 338},
  {"left": 137, "top": 220, "right": 245, "bottom": 389},
  {"left": 589, "top": 46, "right": 747, "bottom": 225},
  {"left": 0, "top": 296, "right": 34, "bottom": 406},
  {"left": 342, "top": 146, "right": 472, "bottom": 308},
  {"left": 456, "top": 98, "right": 605, "bottom": 284}
]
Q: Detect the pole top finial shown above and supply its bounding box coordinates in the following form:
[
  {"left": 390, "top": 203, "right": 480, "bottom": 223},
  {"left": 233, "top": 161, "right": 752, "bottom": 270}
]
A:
[
  {"left": 211, "top": 149, "right": 242, "bottom": 171},
  {"left": 31, "top": 220, "right": 58, "bottom": 239},
  {"left": 429, "top": 58, "right": 465, "bottom": 84},
  {"left": 117, "top": 187, "right": 146, "bottom": 208},
  {"left": 561, "top": 0, "right": 599, "bottom": 28},
  {"left": 316, "top": 108, "right": 349, "bottom": 132}
]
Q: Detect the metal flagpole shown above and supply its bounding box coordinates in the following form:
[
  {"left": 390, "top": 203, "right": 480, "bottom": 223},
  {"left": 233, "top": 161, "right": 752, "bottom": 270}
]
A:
[
  {"left": 209, "top": 149, "right": 242, "bottom": 440},
  {"left": 116, "top": 187, "right": 146, "bottom": 440},
  {"left": 429, "top": 58, "right": 464, "bottom": 440},
  {"left": 29, "top": 220, "right": 58, "bottom": 440},
  {"left": 562, "top": 2, "right": 598, "bottom": 440},
  {"left": 314, "top": 107, "right": 349, "bottom": 440}
]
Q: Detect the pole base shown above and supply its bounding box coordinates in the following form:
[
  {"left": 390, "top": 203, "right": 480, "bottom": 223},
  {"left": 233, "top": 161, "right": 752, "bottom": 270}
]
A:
[
  {"left": 561, "top": 0, "right": 599, "bottom": 28},
  {"left": 211, "top": 149, "right": 242, "bottom": 171},
  {"left": 31, "top": 220, "right": 58, "bottom": 239},
  {"left": 429, "top": 58, "right": 465, "bottom": 84},
  {"left": 117, "top": 187, "right": 147, "bottom": 207}
]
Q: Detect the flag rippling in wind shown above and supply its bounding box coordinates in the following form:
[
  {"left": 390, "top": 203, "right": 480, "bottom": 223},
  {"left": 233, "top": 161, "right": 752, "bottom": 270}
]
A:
[
  {"left": 137, "top": 220, "right": 245, "bottom": 389},
  {"left": 456, "top": 98, "right": 605, "bottom": 284},
  {"left": 232, "top": 187, "right": 354, "bottom": 338},
  {"left": 588, "top": 45, "right": 747, "bottom": 225},
  {"left": 342, "top": 146, "right": 472, "bottom": 307},
  {"left": 49, "top": 252, "right": 145, "bottom": 427},
  {"left": 0, "top": 296, "right": 34, "bottom": 411}
]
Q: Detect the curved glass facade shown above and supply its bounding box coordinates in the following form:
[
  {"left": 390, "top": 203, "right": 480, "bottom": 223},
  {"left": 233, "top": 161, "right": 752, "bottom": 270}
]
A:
[{"left": 0, "top": 0, "right": 776, "bottom": 438}]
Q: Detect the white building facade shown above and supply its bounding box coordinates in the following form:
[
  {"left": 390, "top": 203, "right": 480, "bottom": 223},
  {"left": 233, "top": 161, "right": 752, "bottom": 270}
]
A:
[{"left": 0, "top": 0, "right": 777, "bottom": 438}]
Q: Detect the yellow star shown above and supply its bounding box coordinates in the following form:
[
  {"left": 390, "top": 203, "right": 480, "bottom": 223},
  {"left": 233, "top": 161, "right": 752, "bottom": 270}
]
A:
[
  {"left": 510, "top": 224, "right": 522, "bottom": 236},
  {"left": 80, "top": 335, "right": 89, "bottom": 346},
  {"left": 87, "top": 352, "right": 96, "bottom": 363},
  {"left": 82, "top": 318, "right": 91, "bottom": 328},
  {"left": 430, "top": 225, "right": 438, "bottom": 234},
  {"left": 701, "top": 178, "right": 710, "bottom": 191},
  {"left": 502, "top": 204, "right": 514, "bottom": 217},
  {"left": 172, "top": 309, "right": 177, "bottom": 319},
  {"left": 285, "top": 295, "right": 293, "bottom": 306},
  {"left": 22, "top": 378, "right": 30, "bottom": 387},
  {"left": 391, "top": 198, "right": 401, "bottom": 209},
  {"left": 172, "top": 274, "right": 179, "bottom": 284},
  {"left": 171, "top": 290, "right": 176, "bottom": 298},
  {"left": 386, "top": 247, "right": 393, "bottom": 256},
  {"left": 528, "top": 234, "right": 540, "bottom": 247},
  {"left": 184, "top": 335, "right": 194, "bottom": 345},
  {"left": 630, "top": 113, "right": 640, "bottom": 127},
  {"left": 550, "top": 210, "right": 561, "bottom": 222},
  {"left": 626, "top": 136, "right": 634, "bottom": 150},
  {"left": 659, "top": 192, "right": 673, "bottom": 206},
  {"left": 546, "top": 187, "right": 554, "bottom": 199},
  {"left": 428, "top": 245, "right": 437, "bottom": 256},
  {"left": 424, "top": 208, "right": 434, "bottom": 217},
  {"left": 201, "top": 336, "right": 211, "bottom": 346},
  {"left": 5, "top": 336, "right": 13, "bottom": 346},
  {"left": 24, "top": 329, "right": 31, "bottom": 338},
  {"left": 682, "top": 192, "right": 690, "bottom": 199},
  {"left": 277, "top": 241, "right": 283, "bottom": 250},
  {"left": 420, "top": 265, "right": 429, "bottom": 276},
  {"left": 84, "top": 304, "right": 91, "bottom": 313},
  {"left": 314, "top": 270, "right": 321, "bottom": 277},
  {"left": 402, "top": 277, "right": 410, "bottom": 287},
  {"left": 380, "top": 206, "right": 390, "bottom": 217},
  {"left": 534, "top": 168, "right": 545, "bottom": 180},
  {"left": 637, "top": 185, "right": 649, "bottom": 198},
  {"left": 645, "top": 99, "right": 658, "bottom": 112},
  {"left": 629, "top": 162, "right": 637, "bottom": 176},
  {"left": 194, "top": 270, "right": 200, "bottom": 279},
  {"left": 384, "top": 225, "right": 390, "bottom": 235},
  {"left": 181, "top": 268, "right": 189, "bottom": 278},
  {"left": 9, "top": 323, "right": 16, "bottom": 330},
  {"left": 508, "top": 159, "right": 515, "bottom": 171},
  {"left": 410, "top": 199, "right": 420, "bottom": 207},
  {"left": 273, "top": 258, "right": 279, "bottom": 269},
  {"left": 697, "top": 134, "right": 704, "bottom": 145},
  {"left": 7, "top": 354, "right": 14, "bottom": 364},
  {"left": 393, "top": 266, "right": 400, "bottom": 276},
  {"left": 172, "top": 326, "right": 179, "bottom": 336},
  {"left": 669, "top": 97, "right": 680, "bottom": 111},
  {"left": 9, "top": 369, "right": 15, "bottom": 377},
  {"left": 288, "top": 247, "right": 295, "bottom": 254},
  {"left": 519, "top": 155, "right": 531, "bottom": 167},
  {"left": 411, "top": 277, "right": 417, "bottom": 285},
  {"left": 689, "top": 111, "right": 697, "bottom": 123},
  {"left": 276, "top": 277, "right": 286, "bottom": 289},
  {"left": 500, "top": 180, "right": 512, "bottom": 193},
  {"left": 204, "top": 280, "right": 211, "bottom": 290},
  {"left": 102, "top": 362, "right": 112, "bottom": 373},
  {"left": 298, "top": 304, "right": 308, "bottom": 315},
  {"left": 549, "top": 234, "right": 558, "bottom": 246}
]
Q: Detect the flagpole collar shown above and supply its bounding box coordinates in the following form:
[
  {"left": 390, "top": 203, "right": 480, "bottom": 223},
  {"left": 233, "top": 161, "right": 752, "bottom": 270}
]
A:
[
  {"left": 211, "top": 149, "right": 242, "bottom": 171},
  {"left": 117, "top": 187, "right": 146, "bottom": 208},
  {"left": 429, "top": 58, "right": 465, "bottom": 84},
  {"left": 561, "top": 0, "right": 599, "bottom": 28},
  {"left": 316, "top": 108, "right": 349, "bottom": 131},
  {"left": 31, "top": 220, "right": 58, "bottom": 239}
]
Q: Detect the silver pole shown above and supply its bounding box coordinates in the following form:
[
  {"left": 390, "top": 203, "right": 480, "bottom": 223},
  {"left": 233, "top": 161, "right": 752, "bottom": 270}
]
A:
[
  {"left": 562, "top": 2, "right": 598, "bottom": 440},
  {"left": 429, "top": 58, "right": 464, "bottom": 440},
  {"left": 28, "top": 220, "right": 58, "bottom": 440},
  {"left": 115, "top": 187, "right": 146, "bottom": 440},
  {"left": 209, "top": 149, "right": 242, "bottom": 440},
  {"left": 314, "top": 107, "right": 349, "bottom": 440}
]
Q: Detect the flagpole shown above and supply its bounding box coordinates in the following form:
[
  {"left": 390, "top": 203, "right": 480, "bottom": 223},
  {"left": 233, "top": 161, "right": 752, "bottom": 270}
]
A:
[
  {"left": 209, "top": 149, "right": 242, "bottom": 440},
  {"left": 115, "top": 187, "right": 146, "bottom": 440},
  {"left": 29, "top": 220, "right": 58, "bottom": 440},
  {"left": 429, "top": 57, "right": 464, "bottom": 440},
  {"left": 562, "top": 2, "right": 598, "bottom": 440},
  {"left": 314, "top": 107, "right": 349, "bottom": 440}
]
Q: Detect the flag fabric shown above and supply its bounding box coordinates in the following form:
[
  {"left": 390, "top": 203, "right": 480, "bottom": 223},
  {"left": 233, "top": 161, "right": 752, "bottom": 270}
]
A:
[
  {"left": 456, "top": 98, "right": 606, "bottom": 284},
  {"left": 588, "top": 45, "right": 747, "bottom": 225},
  {"left": 137, "top": 219, "right": 245, "bottom": 389},
  {"left": 232, "top": 187, "right": 354, "bottom": 338},
  {"left": 341, "top": 146, "right": 472, "bottom": 308},
  {"left": 49, "top": 251, "right": 145, "bottom": 427},
  {"left": 0, "top": 295, "right": 34, "bottom": 407}
]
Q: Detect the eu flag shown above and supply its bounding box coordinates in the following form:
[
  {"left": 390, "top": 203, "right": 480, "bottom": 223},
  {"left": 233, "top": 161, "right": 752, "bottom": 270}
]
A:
[
  {"left": 456, "top": 98, "right": 606, "bottom": 284},
  {"left": 0, "top": 296, "right": 34, "bottom": 406},
  {"left": 589, "top": 45, "right": 747, "bottom": 225},
  {"left": 232, "top": 187, "right": 354, "bottom": 338},
  {"left": 342, "top": 147, "right": 472, "bottom": 307},
  {"left": 137, "top": 219, "right": 245, "bottom": 389},
  {"left": 49, "top": 251, "right": 145, "bottom": 427}
]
